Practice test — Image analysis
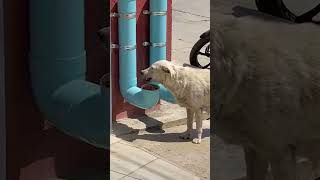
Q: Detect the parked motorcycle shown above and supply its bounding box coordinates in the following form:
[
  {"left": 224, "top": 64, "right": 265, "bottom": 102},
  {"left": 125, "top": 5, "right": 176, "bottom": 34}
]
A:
[{"left": 189, "top": 30, "right": 210, "bottom": 69}]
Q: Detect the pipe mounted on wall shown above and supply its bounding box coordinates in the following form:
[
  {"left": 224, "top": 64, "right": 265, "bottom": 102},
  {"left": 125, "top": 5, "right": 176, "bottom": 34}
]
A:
[
  {"left": 29, "top": 0, "right": 109, "bottom": 149},
  {"left": 118, "top": 0, "right": 160, "bottom": 109},
  {"left": 116, "top": 0, "right": 175, "bottom": 109},
  {"left": 149, "top": 0, "right": 176, "bottom": 104}
]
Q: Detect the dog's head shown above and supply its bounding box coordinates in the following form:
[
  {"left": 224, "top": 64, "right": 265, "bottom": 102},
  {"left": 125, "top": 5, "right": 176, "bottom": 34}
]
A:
[{"left": 141, "top": 60, "right": 176, "bottom": 83}]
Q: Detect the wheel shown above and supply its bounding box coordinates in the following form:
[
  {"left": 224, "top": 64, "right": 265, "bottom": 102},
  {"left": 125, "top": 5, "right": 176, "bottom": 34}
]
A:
[
  {"left": 255, "top": 0, "right": 282, "bottom": 16},
  {"left": 189, "top": 36, "right": 210, "bottom": 69},
  {"left": 255, "top": 0, "right": 320, "bottom": 23},
  {"left": 255, "top": 0, "right": 296, "bottom": 21}
]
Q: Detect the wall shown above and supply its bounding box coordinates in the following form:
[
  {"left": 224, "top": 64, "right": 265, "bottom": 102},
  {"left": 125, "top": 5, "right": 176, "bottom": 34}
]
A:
[
  {"left": 110, "top": 0, "right": 172, "bottom": 120},
  {"left": 3, "top": 0, "right": 108, "bottom": 179}
]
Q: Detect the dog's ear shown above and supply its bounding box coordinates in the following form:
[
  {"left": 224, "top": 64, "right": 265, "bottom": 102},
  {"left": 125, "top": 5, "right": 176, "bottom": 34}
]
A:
[{"left": 161, "top": 66, "right": 171, "bottom": 74}]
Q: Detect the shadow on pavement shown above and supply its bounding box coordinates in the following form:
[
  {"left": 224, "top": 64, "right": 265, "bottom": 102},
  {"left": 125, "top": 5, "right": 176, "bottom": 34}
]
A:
[
  {"left": 112, "top": 115, "right": 166, "bottom": 138},
  {"left": 114, "top": 118, "right": 210, "bottom": 143}
]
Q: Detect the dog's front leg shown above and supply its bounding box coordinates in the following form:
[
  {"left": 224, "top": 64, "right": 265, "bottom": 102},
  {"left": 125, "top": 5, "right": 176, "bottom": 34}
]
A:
[
  {"left": 192, "top": 110, "right": 203, "bottom": 144},
  {"left": 179, "top": 108, "right": 194, "bottom": 140}
]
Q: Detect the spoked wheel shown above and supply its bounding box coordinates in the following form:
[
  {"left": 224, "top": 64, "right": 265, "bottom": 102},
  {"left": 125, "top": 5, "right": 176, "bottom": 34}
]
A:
[{"left": 189, "top": 36, "right": 210, "bottom": 69}]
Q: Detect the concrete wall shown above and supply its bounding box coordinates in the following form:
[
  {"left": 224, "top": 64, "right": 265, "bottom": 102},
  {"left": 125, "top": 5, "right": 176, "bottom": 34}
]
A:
[
  {"left": 0, "top": 0, "right": 6, "bottom": 178},
  {"left": 111, "top": 0, "right": 173, "bottom": 120}
]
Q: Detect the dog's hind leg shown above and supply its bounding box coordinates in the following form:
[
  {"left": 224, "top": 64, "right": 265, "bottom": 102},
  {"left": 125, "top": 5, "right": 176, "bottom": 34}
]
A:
[
  {"left": 193, "top": 109, "right": 203, "bottom": 144},
  {"left": 179, "top": 108, "right": 194, "bottom": 140}
]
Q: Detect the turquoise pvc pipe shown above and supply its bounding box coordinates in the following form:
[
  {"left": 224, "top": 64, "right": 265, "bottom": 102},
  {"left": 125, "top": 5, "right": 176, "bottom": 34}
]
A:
[
  {"left": 29, "top": 0, "right": 109, "bottom": 149},
  {"left": 149, "top": 0, "right": 176, "bottom": 103},
  {"left": 118, "top": 0, "right": 160, "bottom": 109},
  {"left": 150, "top": 0, "right": 167, "bottom": 63}
]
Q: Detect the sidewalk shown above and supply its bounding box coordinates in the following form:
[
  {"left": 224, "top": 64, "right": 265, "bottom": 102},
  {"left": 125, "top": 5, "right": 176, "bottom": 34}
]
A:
[{"left": 110, "top": 135, "right": 200, "bottom": 180}]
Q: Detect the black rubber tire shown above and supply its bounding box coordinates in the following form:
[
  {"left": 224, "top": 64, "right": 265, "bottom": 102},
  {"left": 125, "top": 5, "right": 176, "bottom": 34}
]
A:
[
  {"left": 255, "top": 0, "right": 282, "bottom": 16},
  {"left": 255, "top": 0, "right": 320, "bottom": 23},
  {"left": 255, "top": 0, "right": 296, "bottom": 21},
  {"left": 189, "top": 36, "right": 210, "bottom": 68}
]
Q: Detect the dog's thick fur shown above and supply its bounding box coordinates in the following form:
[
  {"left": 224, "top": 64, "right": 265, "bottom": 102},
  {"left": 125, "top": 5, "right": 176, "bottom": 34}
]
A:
[
  {"left": 141, "top": 60, "right": 210, "bottom": 143},
  {"left": 212, "top": 14, "right": 320, "bottom": 180}
]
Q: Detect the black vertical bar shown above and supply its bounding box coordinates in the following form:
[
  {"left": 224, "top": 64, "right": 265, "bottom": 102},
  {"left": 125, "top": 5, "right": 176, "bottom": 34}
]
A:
[{"left": 0, "top": 0, "right": 6, "bottom": 178}]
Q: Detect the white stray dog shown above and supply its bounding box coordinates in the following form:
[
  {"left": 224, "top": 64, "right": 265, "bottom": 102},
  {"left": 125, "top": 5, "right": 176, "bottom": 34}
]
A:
[{"left": 141, "top": 60, "right": 210, "bottom": 144}]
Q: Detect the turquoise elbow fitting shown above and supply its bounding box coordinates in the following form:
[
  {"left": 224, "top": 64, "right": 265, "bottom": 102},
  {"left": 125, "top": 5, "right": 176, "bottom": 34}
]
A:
[
  {"left": 29, "top": 0, "right": 109, "bottom": 149},
  {"left": 149, "top": 82, "right": 176, "bottom": 104},
  {"left": 117, "top": 0, "right": 175, "bottom": 109},
  {"left": 118, "top": 0, "right": 160, "bottom": 109}
]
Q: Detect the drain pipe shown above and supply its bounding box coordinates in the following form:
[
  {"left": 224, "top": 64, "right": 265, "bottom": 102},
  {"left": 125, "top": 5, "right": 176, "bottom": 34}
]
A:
[
  {"left": 145, "top": 0, "right": 176, "bottom": 103},
  {"left": 116, "top": 0, "right": 160, "bottom": 109},
  {"left": 29, "top": 0, "right": 109, "bottom": 149}
]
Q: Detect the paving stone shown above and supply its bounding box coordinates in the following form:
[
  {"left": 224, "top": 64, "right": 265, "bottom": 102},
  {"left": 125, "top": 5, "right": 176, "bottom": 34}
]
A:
[
  {"left": 110, "top": 171, "right": 126, "bottom": 179},
  {"left": 129, "top": 158, "right": 200, "bottom": 180},
  {"left": 110, "top": 142, "right": 157, "bottom": 175}
]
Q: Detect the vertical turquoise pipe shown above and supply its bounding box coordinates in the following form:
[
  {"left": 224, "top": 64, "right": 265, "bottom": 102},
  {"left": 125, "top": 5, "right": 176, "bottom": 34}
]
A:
[
  {"left": 29, "top": 0, "right": 109, "bottom": 149},
  {"left": 149, "top": 0, "right": 176, "bottom": 104},
  {"left": 118, "top": 0, "right": 160, "bottom": 109}
]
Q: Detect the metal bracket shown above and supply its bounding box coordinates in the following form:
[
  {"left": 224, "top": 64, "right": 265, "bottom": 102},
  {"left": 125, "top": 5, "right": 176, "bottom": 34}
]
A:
[
  {"left": 111, "top": 44, "right": 136, "bottom": 51},
  {"left": 111, "top": 44, "right": 119, "bottom": 49},
  {"left": 119, "top": 12, "right": 136, "bottom": 19},
  {"left": 151, "top": 11, "right": 167, "bottom": 16},
  {"left": 122, "top": 45, "right": 137, "bottom": 51},
  {"left": 142, "top": 42, "right": 166, "bottom": 48},
  {"left": 143, "top": 10, "right": 150, "bottom": 15},
  {"left": 151, "top": 42, "right": 166, "bottom": 47},
  {"left": 142, "top": 41, "right": 150, "bottom": 47},
  {"left": 110, "top": 12, "right": 119, "bottom": 18},
  {"left": 143, "top": 10, "right": 167, "bottom": 16},
  {"left": 110, "top": 12, "right": 136, "bottom": 19}
]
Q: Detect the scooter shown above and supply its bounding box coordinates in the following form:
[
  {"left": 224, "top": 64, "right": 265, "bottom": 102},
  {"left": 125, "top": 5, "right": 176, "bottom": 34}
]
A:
[{"left": 189, "top": 30, "right": 210, "bottom": 69}]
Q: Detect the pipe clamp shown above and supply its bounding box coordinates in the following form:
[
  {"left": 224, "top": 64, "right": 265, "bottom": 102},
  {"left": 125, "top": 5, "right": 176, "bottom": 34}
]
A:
[
  {"left": 142, "top": 42, "right": 150, "bottom": 47},
  {"left": 143, "top": 10, "right": 167, "bottom": 16},
  {"left": 110, "top": 12, "right": 119, "bottom": 18},
  {"left": 150, "top": 11, "right": 167, "bottom": 16},
  {"left": 151, "top": 42, "right": 166, "bottom": 48},
  {"left": 111, "top": 44, "right": 119, "bottom": 49},
  {"left": 110, "top": 12, "right": 136, "bottom": 19},
  {"left": 119, "top": 13, "right": 136, "bottom": 19},
  {"left": 121, "top": 45, "right": 136, "bottom": 51},
  {"left": 111, "top": 44, "right": 136, "bottom": 51},
  {"left": 142, "top": 42, "right": 166, "bottom": 48},
  {"left": 143, "top": 10, "right": 150, "bottom": 15}
]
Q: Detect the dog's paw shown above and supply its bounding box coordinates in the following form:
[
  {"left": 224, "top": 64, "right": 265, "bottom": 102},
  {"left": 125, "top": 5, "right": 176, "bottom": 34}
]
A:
[
  {"left": 192, "top": 138, "right": 201, "bottom": 144},
  {"left": 179, "top": 133, "right": 191, "bottom": 139}
]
